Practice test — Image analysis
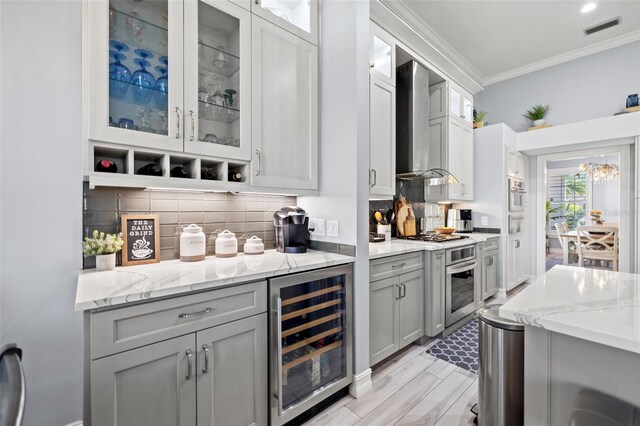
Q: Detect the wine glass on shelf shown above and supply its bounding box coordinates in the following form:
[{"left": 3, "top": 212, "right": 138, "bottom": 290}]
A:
[
  {"left": 154, "top": 56, "right": 168, "bottom": 109},
  {"left": 131, "top": 49, "right": 155, "bottom": 105},
  {"left": 108, "top": 40, "right": 131, "bottom": 100}
]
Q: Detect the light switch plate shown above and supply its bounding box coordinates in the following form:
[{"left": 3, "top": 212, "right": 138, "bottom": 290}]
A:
[
  {"left": 326, "top": 220, "right": 339, "bottom": 237},
  {"left": 481, "top": 216, "right": 488, "bottom": 226},
  {"left": 309, "top": 218, "right": 325, "bottom": 236}
]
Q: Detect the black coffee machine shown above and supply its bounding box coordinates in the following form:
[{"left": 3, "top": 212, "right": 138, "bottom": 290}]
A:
[{"left": 273, "top": 207, "right": 311, "bottom": 253}]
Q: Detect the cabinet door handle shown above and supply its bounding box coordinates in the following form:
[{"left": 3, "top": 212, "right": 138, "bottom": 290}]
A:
[
  {"left": 178, "top": 307, "right": 212, "bottom": 319},
  {"left": 396, "top": 283, "right": 402, "bottom": 300},
  {"left": 186, "top": 349, "right": 193, "bottom": 380},
  {"left": 372, "top": 169, "right": 377, "bottom": 186},
  {"left": 370, "top": 63, "right": 375, "bottom": 69},
  {"left": 255, "top": 0, "right": 260, "bottom": 4},
  {"left": 175, "top": 107, "right": 181, "bottom": 139},
  {"left": 487, "top": 257, "right": 493, "bottom": 266},
  {"left": 401, "top": 283, "right": 406, "bottom": 298},
  {"left": 189, "top": 110, "right": 195, "bottom": 141},
  {"left": 515, "top": 240, "right": 520, "bottom": 248},
  {"left": 255, "top": 149, "right": 261, "bottom": 176},
  {"left": 202, "top": 344, "right": 209, "bottom": 374}
]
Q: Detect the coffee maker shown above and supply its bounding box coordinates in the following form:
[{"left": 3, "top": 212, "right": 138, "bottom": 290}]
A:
[
  {"left": 447, "top": 208, "right": 473, "bottom": 233},
  {"left": 273, "top": 207, "right": 311, "bottom": 253}
]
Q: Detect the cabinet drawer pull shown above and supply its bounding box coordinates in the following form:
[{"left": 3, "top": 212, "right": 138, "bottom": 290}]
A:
[
  {"left": 391, "top": 262, "right": 406, "bottom": 270},
  {"left": 186, "top": 349, "right": 193, "bottom": 380},
  {"left": 178, "top": 307, "right": 212, "bottom": 319},
  {"left": 202, "top": 345, "right": 209, "bottom": 374}
]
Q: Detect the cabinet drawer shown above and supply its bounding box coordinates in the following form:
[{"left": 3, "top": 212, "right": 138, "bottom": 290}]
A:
[
  {"left": 483, "top": 239, "right": 499, "bottom": 251},
  {"left": 90, "top": 282, "right": 267, "bottom": 359},
  {"left": 370, "top": 252, "right": 423, "bottom": 282}
]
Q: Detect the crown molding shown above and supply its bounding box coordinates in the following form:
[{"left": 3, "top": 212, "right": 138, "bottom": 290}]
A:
[
  {"left": 380, "top": 0, "right": 486, "bottom": 88},
  {"left": 484, "top": 29, "right": 640, "bottom": 86}
]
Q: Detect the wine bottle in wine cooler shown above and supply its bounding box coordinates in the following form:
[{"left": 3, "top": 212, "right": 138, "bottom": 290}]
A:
[
  {"left": 171, "top": 166, "right": 190, "bottom": 178},
  {"left": 228, "top": 171, "right": 242, "bottom": 182},
  {"left": 96, "top": 159, "right": 118, "bottom": 173},
  {"left": 137, "top": 163, "right": 162, "bottom": 176}
]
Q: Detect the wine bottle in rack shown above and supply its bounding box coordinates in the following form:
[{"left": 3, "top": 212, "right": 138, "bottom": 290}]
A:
[
  {"left": 137, "top": 163, "right": 163, "bottom": 176},
  {"left": 171, "top": 166, "right": 190, "bottom": 179},
  {"left": 201, "top": 167, "right": 217, "bottom": 180},
  {"left": 96, "top": 159, "right": 118, "bottom": 173},
  {"left": 228, "top": 171, "right": 242, "bottom": 182}
]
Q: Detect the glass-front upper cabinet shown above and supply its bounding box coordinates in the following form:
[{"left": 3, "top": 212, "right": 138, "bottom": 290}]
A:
[
  {"left": 369, "top": 22, "right": 395, "bottom": 87},
  {"left": 252, "top": 0, "right": 318, "bottom": 45},
  {"left": 184, "top": 0, "right": 251, "bottom": 160},
  {"left": 88, "top": 0, "right": 184, "bottom": 151}
]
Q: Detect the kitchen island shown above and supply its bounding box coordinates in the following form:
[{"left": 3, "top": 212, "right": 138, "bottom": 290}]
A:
[{"left": 500, "top": 266, "right": 640, "bottom": 425}]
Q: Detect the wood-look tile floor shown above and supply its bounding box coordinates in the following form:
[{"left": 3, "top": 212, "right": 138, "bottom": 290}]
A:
[{"left": 303, "top": 286, "right": 530, "bottom": 426}]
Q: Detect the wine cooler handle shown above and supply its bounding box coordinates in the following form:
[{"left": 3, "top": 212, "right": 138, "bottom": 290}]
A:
[
  {"left": 255, "top": 149, "right": 261, "bottom": 176},
  {"left": 202, "top": 344, "right": 209, "bottom": 374},
  {"left": 189, "top": 110, "right": 195, "bottom": 141},
  {"left": 175, "top": 107, "right": 181, "bottom": 139},
  {"left": 276, "top": 297, "right": 284, "bottom": 415},
  {"left": 185, "top": 349, "right": 193, "bottom": 380}
]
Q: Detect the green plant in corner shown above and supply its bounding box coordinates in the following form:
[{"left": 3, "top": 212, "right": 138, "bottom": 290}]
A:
[
  {"left": 474, "top": 110, "right": 487, "bottom": 124},
  {"left": 523, "top": 104, "right": 550, "bottom": 125},
  {"left": 82, "top": 230, "right": 124, "bottom": 256}
]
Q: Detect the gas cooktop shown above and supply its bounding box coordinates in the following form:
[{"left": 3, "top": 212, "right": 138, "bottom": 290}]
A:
[{"left": 399, "top": 233, "right": 469, "bottom": 243}]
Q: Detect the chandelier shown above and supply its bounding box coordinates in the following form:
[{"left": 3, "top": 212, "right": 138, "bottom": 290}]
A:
[{"left": 578, "top": 162, "right": 619, "bottom": 183}]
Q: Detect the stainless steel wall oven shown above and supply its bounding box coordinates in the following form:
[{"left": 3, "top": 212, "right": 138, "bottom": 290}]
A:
[{"left": 445, "top": 245, "right": 479, "bottom": 327}]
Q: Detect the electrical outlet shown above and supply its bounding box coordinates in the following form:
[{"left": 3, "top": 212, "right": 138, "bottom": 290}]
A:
[
  {"left": 481, "top": 216, "right": 488, "bottom": 226},
  {"left": 309, "top": 218, "right": 325, "bottom": 236},
  {"left": 326, "top": 220, "right": 339, "bottom": 237}
]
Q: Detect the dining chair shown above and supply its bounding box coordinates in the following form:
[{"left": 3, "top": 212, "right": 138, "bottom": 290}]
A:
[
  {"left": 575, "top": 226, "right": 618, "bottom": 271},
  {"left": 555, "top": 222, "right": 577, "bottom": 264}
]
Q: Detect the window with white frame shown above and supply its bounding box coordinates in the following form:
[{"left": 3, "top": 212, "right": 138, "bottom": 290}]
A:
[{"left": 547, "top": 170, "right": 588, "bottom": 232}]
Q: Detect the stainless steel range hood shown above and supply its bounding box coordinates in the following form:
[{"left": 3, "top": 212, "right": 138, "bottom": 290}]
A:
[{"left": 396, "top": 60, "right": 456, "bottom": 184}]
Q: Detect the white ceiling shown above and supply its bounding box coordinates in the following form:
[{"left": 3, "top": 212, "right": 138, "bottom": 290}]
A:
[{"left": 397, "top": 0, "right": 640, "bottom": 85}]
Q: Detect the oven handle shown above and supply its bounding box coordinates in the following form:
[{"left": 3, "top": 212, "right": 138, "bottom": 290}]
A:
[{"left": 446, "top": 261, "right": 478, "bottom": 274}]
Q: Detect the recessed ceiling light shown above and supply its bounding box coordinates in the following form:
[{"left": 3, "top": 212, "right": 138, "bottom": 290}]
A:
[{"left": 581, "top": 2, "right": 597, "bottom": 13}]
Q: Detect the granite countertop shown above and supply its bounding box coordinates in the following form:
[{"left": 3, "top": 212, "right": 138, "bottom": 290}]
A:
[
  {"left": 75, "top": 250, "right": 354, "bottom": 311},
  {"left": 369, "top": 233, "right": 500, "bottom": 260},
  {"left": 500, "top": 266, "right": 640, "bottom": 354}
]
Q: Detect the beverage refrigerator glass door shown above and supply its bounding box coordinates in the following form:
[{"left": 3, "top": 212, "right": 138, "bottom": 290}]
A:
[
  {"left": 508, "top": 178, "right": 526, "bottom": 212},
  {"left": 268, "top": 264, "right": 353, "bottom": 426}
]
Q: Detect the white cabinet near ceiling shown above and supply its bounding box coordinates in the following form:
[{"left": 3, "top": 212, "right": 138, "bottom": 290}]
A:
[
  {"left": 369, "top": 22, "right": 395, "bottom": 87},
  {"left": 251, "top": 0, "right": 319, "bottom": 45},
  {"left": 87, "top": 0, "right": 185, "bottom": 152},
  {"left": 250, "top": 16, "right": 318, "bottom": 190},
  {"left": 429, "top": 81, "right": 473, "bottom": 125},
  {"left": 369, "top": 76, "right": 396, "bottom": 199},
  {"left": 447, "top": 119, "right": 474, "bottom": 201}
]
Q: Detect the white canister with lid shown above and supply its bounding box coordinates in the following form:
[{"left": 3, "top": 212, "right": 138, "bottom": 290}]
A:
[
  {"left": 215, "top": 230, "right": 238, "bottom": 258},
  {"left": 180, "top": 224, "right": 206, "bottom": 262},
  {"left": 244, "top": 235, "right": 264, "bottom": 255}
]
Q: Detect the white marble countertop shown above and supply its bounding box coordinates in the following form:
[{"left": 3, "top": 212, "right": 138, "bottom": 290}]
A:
[
  {"left": 500, "top": 266, "right": 640, "bottom": 354},
  {"left": 76, "top": 250, "right": 354, "bottom": 311},
  {"left": 369, "top": 233, "right": 500, "bottom": 260}
]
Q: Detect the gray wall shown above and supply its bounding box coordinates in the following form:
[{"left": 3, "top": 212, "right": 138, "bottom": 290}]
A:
[
  {"left": 1, "top": 1, "right": 83, "bottom": 424},
  {"left": 475, "top": 41, "right": 640, "bottom": 131}
]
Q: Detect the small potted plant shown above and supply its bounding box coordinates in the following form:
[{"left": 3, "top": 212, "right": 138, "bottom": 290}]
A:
[
  {"left": 82, "top": 230, "right": 124, "bottom": 271},
  {"left": 524, "top": 104, "right": 550, "bottom": 128},
  {"left": 590, "top": 210, "right": 604, "bottom": 226},
  {"left": 474, "top": 110, "right": 487, "bottom": 129}
]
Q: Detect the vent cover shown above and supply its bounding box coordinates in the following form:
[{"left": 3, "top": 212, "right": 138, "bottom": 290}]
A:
[{"left": 584, "top": 17, "right": 621, "bottom": 35}]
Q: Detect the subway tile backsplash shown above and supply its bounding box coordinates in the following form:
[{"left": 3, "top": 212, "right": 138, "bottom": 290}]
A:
[{"left": 82, "top": 183, "right": 296, "bottom": 269}]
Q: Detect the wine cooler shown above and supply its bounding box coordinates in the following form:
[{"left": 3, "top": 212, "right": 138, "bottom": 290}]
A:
[{"left": 269, "top": 264, "right": 353, "bottom": 425}]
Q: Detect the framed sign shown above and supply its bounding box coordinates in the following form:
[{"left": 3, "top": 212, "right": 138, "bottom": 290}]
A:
[{"left": 121, "top": 214, "right": 160, "bottom": 266}]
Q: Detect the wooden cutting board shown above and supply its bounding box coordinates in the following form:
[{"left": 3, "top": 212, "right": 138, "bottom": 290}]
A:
[{"left": 395, "top": 197, "right": 414, "bottom": 237}]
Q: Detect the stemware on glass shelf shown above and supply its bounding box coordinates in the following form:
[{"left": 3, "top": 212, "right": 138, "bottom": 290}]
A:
[
  {"left": 130, "top": 49, "right": 155, "bottom": 105},
  {"left": 108, "top": 40, "right": 131, "bottom": 99},
  {"left": 154, "top": 55, "right": 168, "bottom": 109}
]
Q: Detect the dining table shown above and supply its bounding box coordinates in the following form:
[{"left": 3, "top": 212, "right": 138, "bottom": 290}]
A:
[{"left": 559, "top": 225, "right": 618, "bottom": 265}]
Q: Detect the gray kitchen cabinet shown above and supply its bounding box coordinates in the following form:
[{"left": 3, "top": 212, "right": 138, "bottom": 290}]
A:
[
  {"left": 424, "top": 250, "right": 445, "bottom": 337},
  {"left": 197, "top": 314, "right": 267, "bottom": 426},
  {"left": 369, "top": 276, "right": 399, "bottom": 366},
  {"left": 90, "top": 334, "right": 197, "bottom": 426},
  {"left": 369, "top": 255, "right": 424, "bottom": 366},
  {"left": 86, "top": 282, "right": 268, "bottom": 426},
  {"left": 482, "top": 248, "right": 499, "bottom": 300}
]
